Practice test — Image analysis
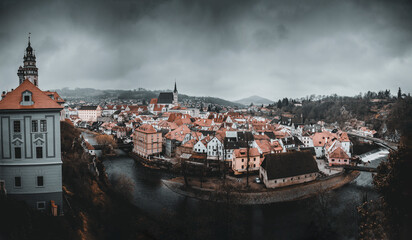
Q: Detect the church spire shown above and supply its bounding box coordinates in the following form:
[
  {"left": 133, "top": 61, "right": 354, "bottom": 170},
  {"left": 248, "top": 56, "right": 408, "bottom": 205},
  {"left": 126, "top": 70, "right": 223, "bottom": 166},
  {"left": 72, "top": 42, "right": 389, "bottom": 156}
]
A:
[{"left": 173, "top": 80, "right": 178, "bottom": 106}]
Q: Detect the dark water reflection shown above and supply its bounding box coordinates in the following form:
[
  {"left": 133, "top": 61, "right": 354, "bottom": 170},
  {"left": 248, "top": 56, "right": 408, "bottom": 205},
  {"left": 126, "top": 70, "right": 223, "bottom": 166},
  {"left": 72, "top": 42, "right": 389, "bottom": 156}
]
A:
[{"left": 103, "top": 149, "right": 382, "bottom": 240}]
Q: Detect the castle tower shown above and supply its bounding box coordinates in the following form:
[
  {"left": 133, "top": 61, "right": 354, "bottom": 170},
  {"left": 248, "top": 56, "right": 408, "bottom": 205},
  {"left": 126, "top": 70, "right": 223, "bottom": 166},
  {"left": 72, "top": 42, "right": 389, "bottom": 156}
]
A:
[
  {"left": 173, "top": 81, "right": 178, "bottom": 106},
  {"left": 17, "top": 33, "right": 39, "bottom": 87}
]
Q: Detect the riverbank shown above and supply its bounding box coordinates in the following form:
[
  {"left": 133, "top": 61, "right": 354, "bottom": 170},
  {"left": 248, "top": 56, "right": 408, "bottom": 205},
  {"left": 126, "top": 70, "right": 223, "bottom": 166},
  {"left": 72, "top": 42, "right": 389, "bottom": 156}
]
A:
[
  {"left": 162, "top": 170, "right": 360, "bottom": 204},
  {"left": 129, "top": 151, "right": 179, "bottom": 172}
]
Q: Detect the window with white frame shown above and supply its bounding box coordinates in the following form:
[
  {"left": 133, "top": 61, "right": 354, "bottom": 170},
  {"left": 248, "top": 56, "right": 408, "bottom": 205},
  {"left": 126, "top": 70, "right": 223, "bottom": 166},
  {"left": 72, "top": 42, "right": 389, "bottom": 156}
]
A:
[{"left": 20, "top": 90, "right": 34, "bottom": 106}]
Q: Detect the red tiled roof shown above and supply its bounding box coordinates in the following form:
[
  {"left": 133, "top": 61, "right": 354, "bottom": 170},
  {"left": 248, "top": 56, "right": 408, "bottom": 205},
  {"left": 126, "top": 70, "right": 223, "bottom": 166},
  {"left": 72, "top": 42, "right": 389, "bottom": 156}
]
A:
[
  {"left": 329, "top": 147, "right": 349, "bottom": 159},
  {"left": 0, "top": 80, "right": 63, "bottom": 110},
  {"left": 234, "top": 148, "right": 260, "bottom": 158},
  {"left": 165, "top": 125, "right": 191, "bottom": 141},
  {"left": 153, "top": 104, "right": 165, "bottom": 112},
  {"left": 150, "top": 98, "right": 158, "bottom": 105},
  {"left": 43, "top": 91, "right": 65, "bottom": 104},
  {"left": 181, "top": 139, "right": 197, "bottom": 148},
  {"left": 136, "top": 124, "right": 157, "bottom": 134},
  {"left": 255, "top": 140, "right": 271, "bottom": 154}
]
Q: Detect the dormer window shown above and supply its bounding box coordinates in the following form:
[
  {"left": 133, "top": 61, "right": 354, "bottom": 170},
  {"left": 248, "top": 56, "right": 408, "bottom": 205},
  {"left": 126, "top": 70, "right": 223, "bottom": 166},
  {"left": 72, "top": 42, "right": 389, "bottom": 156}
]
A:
[{"left": 20, "top": 90, "right": 34, "bottom": 106}]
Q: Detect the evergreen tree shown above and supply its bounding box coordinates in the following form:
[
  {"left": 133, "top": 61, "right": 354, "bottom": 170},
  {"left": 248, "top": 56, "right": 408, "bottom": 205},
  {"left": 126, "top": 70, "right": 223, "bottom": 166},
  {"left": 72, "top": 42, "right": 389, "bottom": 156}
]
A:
[
  {"left": 277, "top": 100, "right": 282, "bottom": 108},
  {"left": 398, "top": 87, "right": 402, "bottom": 99},
  {"left": 282, "top": 97, "right": 289, "bottom": 106}
]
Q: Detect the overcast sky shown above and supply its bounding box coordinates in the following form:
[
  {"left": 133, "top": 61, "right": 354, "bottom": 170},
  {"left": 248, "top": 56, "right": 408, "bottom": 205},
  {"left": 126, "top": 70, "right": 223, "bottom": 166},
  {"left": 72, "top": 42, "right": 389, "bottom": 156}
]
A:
[{"left": 1, "top": 0, "right": 411, "bottom": 101}]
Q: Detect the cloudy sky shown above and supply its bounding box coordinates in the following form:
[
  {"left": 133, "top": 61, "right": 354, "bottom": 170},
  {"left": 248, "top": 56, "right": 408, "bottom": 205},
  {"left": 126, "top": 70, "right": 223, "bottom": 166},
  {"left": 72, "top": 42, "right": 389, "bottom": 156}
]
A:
[{"left": 1, "top": 0, "right": 411, "bottom": 101}]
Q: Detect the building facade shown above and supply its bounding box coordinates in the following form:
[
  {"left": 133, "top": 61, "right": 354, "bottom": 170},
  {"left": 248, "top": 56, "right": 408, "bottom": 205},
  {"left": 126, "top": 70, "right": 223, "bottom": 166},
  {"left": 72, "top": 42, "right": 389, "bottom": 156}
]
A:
[
  {"left": 133, "top": 124, "right": 162, "bottom": 158},
  {"left": 231, "top": 148, "right": 261, "bottom": 175},
  {"left": 77, "top": 106, "right": 102, "bottom": 122},
  {"left": 0, "top": 80, "right": 63, "bottom": 214}
]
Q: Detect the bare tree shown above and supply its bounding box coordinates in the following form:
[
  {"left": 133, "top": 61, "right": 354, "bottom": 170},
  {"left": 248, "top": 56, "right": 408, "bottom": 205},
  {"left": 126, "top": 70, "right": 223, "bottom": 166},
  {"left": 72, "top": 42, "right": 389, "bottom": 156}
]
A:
[
  {"left": 246, "top": 133, "right": 250, "bottom": 188},
  {"left": 181, "top": 159, "right": 189, "bottom": 187},
  {"left": 222, "top": 143, "right": 227, "bottom": 181},
  {"left": 96, "top": 134, "right": 117, "bottom": 156}
]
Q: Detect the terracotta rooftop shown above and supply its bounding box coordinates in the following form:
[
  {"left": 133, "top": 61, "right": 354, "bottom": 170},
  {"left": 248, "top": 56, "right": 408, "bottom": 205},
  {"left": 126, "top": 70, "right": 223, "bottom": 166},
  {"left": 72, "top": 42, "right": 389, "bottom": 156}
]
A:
[
  {"left": 0, "top": 80, "right": 63, "bottom": 110},
  {"left": 136, "top": 124, "right": 157, "bottom": 134},
  {"left": 329, "top": 147, "right": 350, "bottom": 159},
  {"left": 43, "top": 91, "right": 65, "bottom": 104},
  {"left": 234, "top": 148, "right": 260, "bottom": 158}
]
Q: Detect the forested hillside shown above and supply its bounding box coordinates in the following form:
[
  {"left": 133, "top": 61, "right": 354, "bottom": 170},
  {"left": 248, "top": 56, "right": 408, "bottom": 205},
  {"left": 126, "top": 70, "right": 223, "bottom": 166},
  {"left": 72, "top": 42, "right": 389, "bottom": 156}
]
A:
[{"left": 54, "top": 88, "right": 242, "bottom": 107}]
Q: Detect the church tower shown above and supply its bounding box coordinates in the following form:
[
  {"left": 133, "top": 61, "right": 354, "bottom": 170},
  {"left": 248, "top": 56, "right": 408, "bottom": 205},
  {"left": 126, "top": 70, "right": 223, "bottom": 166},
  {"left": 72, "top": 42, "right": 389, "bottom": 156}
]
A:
[
  {"left": 173, "top": 81, "right": 178, "bottom": 106},
  {"left": 17, "top": 34, "right": 39, "bottom": 87}
]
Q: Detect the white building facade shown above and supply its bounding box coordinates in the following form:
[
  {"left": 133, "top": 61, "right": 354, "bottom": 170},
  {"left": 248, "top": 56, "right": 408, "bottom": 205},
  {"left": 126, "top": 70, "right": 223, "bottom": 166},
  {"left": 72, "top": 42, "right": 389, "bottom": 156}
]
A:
[{"left": 0, "top": 80, "right": 63, "bottom": 214}]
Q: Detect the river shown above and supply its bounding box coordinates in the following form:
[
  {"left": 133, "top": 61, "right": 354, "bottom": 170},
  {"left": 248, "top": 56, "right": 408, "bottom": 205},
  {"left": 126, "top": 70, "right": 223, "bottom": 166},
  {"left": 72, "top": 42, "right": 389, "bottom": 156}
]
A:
[{"left": 83, "top": 132, "right": 382, "bottom": 239}]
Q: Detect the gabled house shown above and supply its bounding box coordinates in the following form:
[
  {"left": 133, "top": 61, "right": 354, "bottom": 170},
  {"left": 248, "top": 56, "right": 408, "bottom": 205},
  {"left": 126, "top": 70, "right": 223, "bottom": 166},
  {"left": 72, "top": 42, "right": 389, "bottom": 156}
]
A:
[
  {"left": 193, "top": 136, "right": 210, "bottom": 154},
  {"left": 207, "top": 134, "right": 224, "bottom": 160},
  {"left": 164, "top": 125, "right": 191, "bottom": 157},
  {"left": 260, "top": 151, "right": 320, "bottom": 189},
  {"left": 232, "top": 148, "right": 260, "bottom": 175},
  {"left": 326, "top": 146, "right": 350, "bottom": 167}
]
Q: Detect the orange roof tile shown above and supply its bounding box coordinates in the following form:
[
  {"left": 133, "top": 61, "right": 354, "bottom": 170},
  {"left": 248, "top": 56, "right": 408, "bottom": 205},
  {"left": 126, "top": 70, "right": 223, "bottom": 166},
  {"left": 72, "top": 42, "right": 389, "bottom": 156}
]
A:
[
  {"left": 0, "top": 80, "right": 63, "bottom": 110},
  {"left": 136, "top": 124, "right": 157, "bottom": 134},
  {"left": 234, "top": 148, "right": 260, "bottom": 158},
  {"left": 165, "top": 125, "right": 191, "bottom": 141},
  {"left": 329, "top": 147, "right": 349, "bottom": 159},
  {"left": 43, "top": 91, "right": 65, "bottom": 104},
  {"left": 255, "top": 140, "right": 271, "bottom": 154},
  {"left": 150, "top": 98, "right": 158, "bottom": 105},
  {"left": 181, "top": 139, "right": 197, "bottom": 148}
]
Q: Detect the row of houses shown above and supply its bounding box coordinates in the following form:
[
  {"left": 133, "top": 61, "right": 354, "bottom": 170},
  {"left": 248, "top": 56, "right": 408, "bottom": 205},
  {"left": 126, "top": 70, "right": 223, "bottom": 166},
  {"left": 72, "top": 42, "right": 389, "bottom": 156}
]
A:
[{"left": 129, "top": 110, "right": 354, "bottom": 177}]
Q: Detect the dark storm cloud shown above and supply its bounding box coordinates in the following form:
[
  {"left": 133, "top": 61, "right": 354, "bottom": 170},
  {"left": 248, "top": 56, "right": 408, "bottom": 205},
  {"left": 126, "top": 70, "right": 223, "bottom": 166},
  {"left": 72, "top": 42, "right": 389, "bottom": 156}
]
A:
[{"left": 1, "top": 0, "right": 412, "bottom": 101}]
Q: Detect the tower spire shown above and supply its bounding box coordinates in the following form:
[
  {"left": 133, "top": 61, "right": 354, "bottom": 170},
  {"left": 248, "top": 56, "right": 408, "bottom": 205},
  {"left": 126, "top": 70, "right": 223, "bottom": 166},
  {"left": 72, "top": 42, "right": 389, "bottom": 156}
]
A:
[
  {"left": 174, "top": 80, "right": 177, "bottom": 93},
  {"left": 18, "top": 34, "right": 38, "bottom": 86}
]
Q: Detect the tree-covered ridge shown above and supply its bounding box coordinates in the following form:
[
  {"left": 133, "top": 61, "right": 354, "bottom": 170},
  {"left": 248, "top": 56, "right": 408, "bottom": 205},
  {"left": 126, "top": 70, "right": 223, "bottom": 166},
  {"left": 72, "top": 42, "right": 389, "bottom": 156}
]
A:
[
  {"left": 358, "top": 95, "right": 412, "bottom": 240},
  {"left": 54, "top": 87, "right": 243, "bottom": 107}
]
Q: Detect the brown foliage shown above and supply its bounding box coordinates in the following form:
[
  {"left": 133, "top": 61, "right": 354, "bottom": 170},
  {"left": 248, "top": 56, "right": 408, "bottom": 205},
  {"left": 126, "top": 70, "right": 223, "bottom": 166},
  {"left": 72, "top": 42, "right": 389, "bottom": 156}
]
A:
[{"left": 96, "top": 134, "right": 117, "bottom": 155}]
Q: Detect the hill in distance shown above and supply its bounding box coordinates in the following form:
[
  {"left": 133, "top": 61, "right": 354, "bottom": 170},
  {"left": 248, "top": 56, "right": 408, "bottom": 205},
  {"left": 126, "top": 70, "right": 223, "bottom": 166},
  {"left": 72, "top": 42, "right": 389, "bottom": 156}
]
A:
[
  {"left": 235, "top": 95, "right": 274, "bottom": 106},
  {"left": 53, "top": 87, "right": 243, "bottom": 107}
]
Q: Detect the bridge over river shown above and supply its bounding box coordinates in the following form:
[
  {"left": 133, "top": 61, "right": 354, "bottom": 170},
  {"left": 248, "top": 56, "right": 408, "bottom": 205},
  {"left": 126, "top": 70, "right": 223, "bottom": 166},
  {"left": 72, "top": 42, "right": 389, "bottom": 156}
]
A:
[{"left": 92, "top": 143, "right": 133, "bottom": 151}]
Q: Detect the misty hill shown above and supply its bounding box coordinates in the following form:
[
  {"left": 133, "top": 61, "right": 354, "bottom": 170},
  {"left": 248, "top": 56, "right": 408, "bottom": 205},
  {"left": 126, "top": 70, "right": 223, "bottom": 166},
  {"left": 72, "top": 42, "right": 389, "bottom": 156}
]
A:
[
  {"left": 235, "top": 95, "right": 274, "bottom": 105},
  {"left": 53, "top": 88, "right": 243, "bottom": 107}
]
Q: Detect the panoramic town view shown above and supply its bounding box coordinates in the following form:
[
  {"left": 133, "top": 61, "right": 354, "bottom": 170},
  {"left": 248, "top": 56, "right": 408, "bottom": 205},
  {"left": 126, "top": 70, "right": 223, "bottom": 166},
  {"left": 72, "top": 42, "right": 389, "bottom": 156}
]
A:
[{"left": 0, "top": 0, "right": 411, "bottom": 239}]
